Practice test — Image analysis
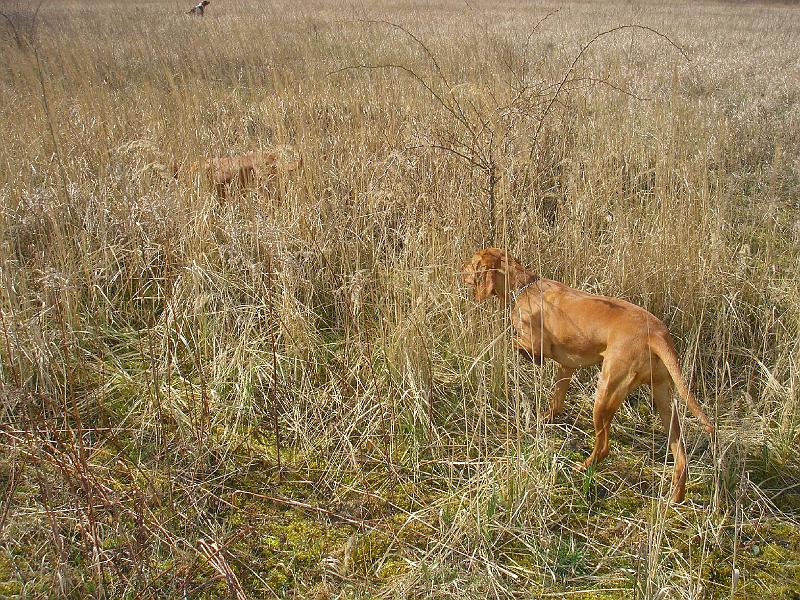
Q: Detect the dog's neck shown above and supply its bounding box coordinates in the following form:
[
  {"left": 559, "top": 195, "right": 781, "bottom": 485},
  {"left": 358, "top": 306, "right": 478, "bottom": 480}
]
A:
[
  {"left": 509, "top": 274, "right": 540, "bottom": 301},
  {"left": 495, "top": 257, "right": 539, "bottom": 303}
]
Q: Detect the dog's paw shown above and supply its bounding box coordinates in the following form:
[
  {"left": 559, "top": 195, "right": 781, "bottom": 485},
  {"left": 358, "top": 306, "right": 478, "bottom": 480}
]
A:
[
  {"left": 574, "top": 456, "right": 598, "bottom": 473},
  {"left": 541, "top": 410, "right": 564, "bottom": 424},
  {"left": 572, "top": 460, "right": 589, "bottom": 473}
]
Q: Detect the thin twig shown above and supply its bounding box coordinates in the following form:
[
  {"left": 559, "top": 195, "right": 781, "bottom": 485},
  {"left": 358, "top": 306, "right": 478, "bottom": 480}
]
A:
[{"left": 529, "top": 24, "right": 690, "bottom": 159}]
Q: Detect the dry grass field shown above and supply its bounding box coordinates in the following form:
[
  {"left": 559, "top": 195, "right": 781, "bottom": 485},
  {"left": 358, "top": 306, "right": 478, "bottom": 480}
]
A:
[{"left": 1, "top": 0, "right": 799, "bottom": 597}]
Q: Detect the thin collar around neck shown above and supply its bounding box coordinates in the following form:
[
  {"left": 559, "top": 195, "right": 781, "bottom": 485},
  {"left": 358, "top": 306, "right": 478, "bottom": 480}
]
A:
[{"left": 509, "top": 275, "right": 540, "bottom": 304}]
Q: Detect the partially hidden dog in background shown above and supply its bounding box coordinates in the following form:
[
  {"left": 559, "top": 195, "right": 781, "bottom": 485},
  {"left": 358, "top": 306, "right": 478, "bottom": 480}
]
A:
[
  {"left": 187, "top": 1, "right": 210, "bottom": 16},
  {"left": 173, "top": 145, "right": 302, "bottom": 200},
  {"left": 461, "top": 247, "right": 714, "bottom": 503}
]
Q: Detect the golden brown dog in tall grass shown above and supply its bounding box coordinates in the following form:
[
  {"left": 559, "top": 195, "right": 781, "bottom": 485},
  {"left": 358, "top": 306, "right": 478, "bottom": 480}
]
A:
[
  {"left": 461, "top": 248, "right": 714, "bottom": 503},
  {"left": 173, "top": 145, "right": 302, "bottom": 199}
]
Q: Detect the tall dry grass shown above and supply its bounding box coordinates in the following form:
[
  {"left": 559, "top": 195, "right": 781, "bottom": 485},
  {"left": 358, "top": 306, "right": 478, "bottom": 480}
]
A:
[{"left": 1, "top": 0, "right": 799, "bottom": 597}]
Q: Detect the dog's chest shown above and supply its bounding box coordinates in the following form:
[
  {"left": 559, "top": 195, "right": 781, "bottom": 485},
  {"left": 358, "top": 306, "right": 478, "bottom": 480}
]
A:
[{"left": 509, "top": 302, "right": 542, "bottom": 335}]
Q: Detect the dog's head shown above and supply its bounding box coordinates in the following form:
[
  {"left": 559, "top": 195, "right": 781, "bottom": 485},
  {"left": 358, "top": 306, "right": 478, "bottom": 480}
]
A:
[
  {"left": 460, "top": 248, "right": 506, "bottom": 302},
  {"left": 462, "top": 248, "right": 536, "bottom": 302}
]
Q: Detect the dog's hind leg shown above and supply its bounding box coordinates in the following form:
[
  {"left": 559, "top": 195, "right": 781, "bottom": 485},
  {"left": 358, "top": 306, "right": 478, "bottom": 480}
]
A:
[
  {"left": 652, "top": 379, "right": 687, "bottom": 503},
  {"left": 578, "top": 365, "right": 633, "bottom": 471}
]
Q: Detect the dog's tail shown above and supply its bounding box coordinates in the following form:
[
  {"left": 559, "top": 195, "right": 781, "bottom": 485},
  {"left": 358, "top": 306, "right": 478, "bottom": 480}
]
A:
[{"left": 648, "top": 335, "right": 714, "bottom": 434}]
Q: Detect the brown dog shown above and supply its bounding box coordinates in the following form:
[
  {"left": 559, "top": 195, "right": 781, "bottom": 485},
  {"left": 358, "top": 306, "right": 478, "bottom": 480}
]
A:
[
  {"left": 174, "top": 145, "right": 302, "bottom": 199},
  {"left": 461, "top": 247, "right": 713, "bottom": 503}
]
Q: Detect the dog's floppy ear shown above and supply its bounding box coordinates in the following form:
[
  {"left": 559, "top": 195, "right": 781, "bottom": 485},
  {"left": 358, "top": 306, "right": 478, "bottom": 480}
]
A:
[{"left": 473, "top": 265, "right": 495, "bottom": 301}]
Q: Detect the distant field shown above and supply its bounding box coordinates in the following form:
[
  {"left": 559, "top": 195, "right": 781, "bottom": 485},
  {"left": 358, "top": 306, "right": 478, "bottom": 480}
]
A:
[{"left": 1, "top": 0, "right": 798, "bottom": 597}]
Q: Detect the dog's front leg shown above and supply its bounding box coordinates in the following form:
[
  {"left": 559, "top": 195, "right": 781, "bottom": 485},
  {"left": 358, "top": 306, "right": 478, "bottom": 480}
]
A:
[
  {"left": 514, "top": 337, "right": 543, "bottom": 365},
  {"left": 517, "top": 346, "right": 543, "bottom": 365},
  {"left": 543, "top": 365, "right": 575, "bottom": 422}
]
